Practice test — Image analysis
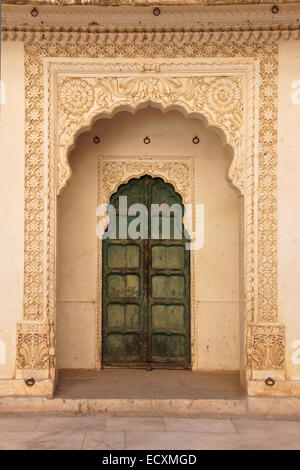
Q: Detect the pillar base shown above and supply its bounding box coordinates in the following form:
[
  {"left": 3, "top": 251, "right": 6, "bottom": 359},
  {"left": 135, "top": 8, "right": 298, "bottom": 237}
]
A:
[{"left": 0, "top": 379, "right": 54, "bottom": 397}]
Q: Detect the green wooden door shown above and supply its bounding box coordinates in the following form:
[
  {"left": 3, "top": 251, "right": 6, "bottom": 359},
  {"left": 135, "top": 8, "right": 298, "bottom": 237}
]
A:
[{"left": 102, "top": 175, "right": 190, "bottom": 369}]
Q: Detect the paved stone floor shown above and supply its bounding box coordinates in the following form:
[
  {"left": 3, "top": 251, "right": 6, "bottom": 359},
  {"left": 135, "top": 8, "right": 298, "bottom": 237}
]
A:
[
  {"left": 0, "top": 415, "right": 300, "bottom": 449},
  {"left": 56, "top": 369, "right": 244, "bottom": 399}
]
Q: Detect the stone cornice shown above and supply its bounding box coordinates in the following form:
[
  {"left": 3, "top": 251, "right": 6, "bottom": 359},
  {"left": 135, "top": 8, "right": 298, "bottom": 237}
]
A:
[
  {"left": 2, "top": 0, "right": 300, "bottom": 5},
  {"left": 2, "top": 27, "right": 300, "bottom": 42},
  {"left": 2, "top": 3, "right": 300, "bottom": 40}
]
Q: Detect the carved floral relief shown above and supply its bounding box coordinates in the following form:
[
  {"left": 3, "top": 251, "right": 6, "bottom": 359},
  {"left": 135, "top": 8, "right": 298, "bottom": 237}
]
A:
[
  {"left": 252, "top": 325, "right": 285, "bottom": 371},
  {"left": 100, "top": 159, "right": 193, "bottom": 206},
  {"left": 16, "top": 324, "right": 49, "bottom": 371},
  {"left": 57, "top": 75, "right": 244, "bottom": 195}
]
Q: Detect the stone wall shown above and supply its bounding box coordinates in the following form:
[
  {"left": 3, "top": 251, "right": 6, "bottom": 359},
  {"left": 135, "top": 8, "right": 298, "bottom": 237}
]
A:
[
  {"left": 0, "top": 36, "right": 300, "bottom": 392},
  {"left": 278, "top": 40, "right": 300, "bottom": 380},
  {"left": 0, "top": 41, "right": 24, "bottom": 379}
]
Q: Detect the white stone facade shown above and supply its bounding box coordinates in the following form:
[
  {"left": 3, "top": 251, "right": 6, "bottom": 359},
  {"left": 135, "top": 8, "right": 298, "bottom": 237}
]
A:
[{"left": 0, "top": 1, "right": 300, "bottom": 398}]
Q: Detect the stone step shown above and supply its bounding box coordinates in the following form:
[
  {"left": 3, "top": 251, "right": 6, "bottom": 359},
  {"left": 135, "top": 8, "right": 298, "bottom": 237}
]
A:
[{"left": 0, "top": 396, "right": 247, "bottom": 417}]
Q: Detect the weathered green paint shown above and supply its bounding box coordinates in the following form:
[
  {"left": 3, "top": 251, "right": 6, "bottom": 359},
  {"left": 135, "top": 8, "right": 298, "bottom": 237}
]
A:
[{"left": 102, "top": 176, "right": 190, "bottom": 369}]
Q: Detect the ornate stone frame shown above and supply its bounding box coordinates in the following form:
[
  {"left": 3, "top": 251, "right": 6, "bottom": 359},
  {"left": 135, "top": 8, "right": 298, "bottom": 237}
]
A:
[{"left": 16, "top": 40, "right": 285, "bottom": 395}]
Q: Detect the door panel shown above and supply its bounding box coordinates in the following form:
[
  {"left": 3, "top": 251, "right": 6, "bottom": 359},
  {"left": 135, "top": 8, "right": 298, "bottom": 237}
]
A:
[
  {"left": 107, "top": 274, "right": 140, "bottom": 298},
  {"left": 152, "top": 245, "right": 185, "bottom": 269},
  {"left": 151, "top": 275, "right": 185, "bottom": 298},
  {"left": 107, "top": 304, "right": 140, "bottom": 328},
  {"left": 102, "top": 175, "right": 190, "bottom": 368},
  {"left": 107, "top": 245, "right": 139, "bottom": 269},
  {"left": 152, "top": 334, "right": 186, "bottom": 360},
  {"left": 151, "top": 305, "right": 185, "bottom": 328}
]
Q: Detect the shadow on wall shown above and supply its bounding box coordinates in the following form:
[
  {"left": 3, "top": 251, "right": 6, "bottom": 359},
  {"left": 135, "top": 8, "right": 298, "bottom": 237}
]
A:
[{"left": 0, "top": 340, "right": 6, "bottom": 364}]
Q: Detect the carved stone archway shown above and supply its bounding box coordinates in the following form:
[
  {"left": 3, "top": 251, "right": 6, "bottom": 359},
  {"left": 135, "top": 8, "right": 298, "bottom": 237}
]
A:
[
  {"left": 56, "top": 70, "right": 245, "bottom": 196},
  {"left": 15, "top": 44, "right": 285, "bottom": 397},
  {"left": 54, "top": 59, "right": 249, "bottom": 375}
]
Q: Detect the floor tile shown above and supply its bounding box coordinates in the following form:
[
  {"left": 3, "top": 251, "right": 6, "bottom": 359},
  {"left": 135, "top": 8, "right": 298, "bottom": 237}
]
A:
[
  {"left": 1, "top": 414, "right": 300, "bottom": 450},
  {"left": 83, "top": 431, "right": 125, "bottom": 450},
  {"left": 125, "top": 431, "right": 219, "bottom": 450},
  {"left": 106, "top": 417, "right": 165, "bottom": 432},
  {"left": 36, "top": 416, "right": 105, "bottom": 432},
  {"left": 125, "top": 430, "right": 300, "bottom": 450},
  {"left": 0, "top": 431, "right": 85, "bottom": 450},
  {"left": 0, "top": 417, "right": 39, "bottom": 432},
  {"left": 232, "top": 418, "right": 300, "bottom": 435},
  {"left": 164, "top": 417, "right": 236, "bottom": 433}
]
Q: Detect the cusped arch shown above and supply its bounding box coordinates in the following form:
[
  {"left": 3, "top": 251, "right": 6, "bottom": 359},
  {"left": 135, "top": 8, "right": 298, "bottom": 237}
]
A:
[
  {"left": 104, "top": 174, "right": 186, "bottom": 232},
  {"left": 99, "top": 171, "right": 188, "bottom": 237},
  {"left": 103, "top": 157, "right": 188, "bottom": 206},
  {"left": 97, "top": 154, "right": 195, "bottom": 246},
  {"left": 57, "top": 76, "right": 244, "bottom": 196}
]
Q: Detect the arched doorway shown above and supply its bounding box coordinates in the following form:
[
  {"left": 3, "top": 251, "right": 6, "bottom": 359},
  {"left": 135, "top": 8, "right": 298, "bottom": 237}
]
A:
[
  {"left": 102, "top": 175, "right": 190, "bottom": 369},
  {"left": 56, "top": 107, "right": 240, "bottom": 374}
]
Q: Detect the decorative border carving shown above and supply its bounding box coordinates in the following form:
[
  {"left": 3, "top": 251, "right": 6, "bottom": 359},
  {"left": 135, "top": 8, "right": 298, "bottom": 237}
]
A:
[
  {"left": 2, "top": 2, "right": 300, "bottom": 42},
  {"left": 4, "top": 0, "right": 300, "bottom": 4},
  {"left": 18, "top": 39, "right": 284, "bottom": 381},
  {"left": 3, "top": 29, "right": 300, "bottom": 43}
]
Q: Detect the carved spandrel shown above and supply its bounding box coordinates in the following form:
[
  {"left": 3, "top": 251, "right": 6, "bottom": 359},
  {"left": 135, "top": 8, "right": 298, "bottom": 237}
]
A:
[{"left": 57, "top": 75, "right": 244, "bottom": 195}]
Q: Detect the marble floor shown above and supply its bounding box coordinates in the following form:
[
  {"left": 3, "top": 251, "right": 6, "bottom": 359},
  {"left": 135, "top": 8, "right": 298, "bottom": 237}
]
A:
[{"left": 0, "top": 415, "right": 300, "bottom": 449}]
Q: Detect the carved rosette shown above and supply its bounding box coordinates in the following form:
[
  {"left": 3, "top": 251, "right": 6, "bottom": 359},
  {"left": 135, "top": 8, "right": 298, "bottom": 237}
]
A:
[{"left": 60, "top": 78, "right": 95, "bottom": 115}]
